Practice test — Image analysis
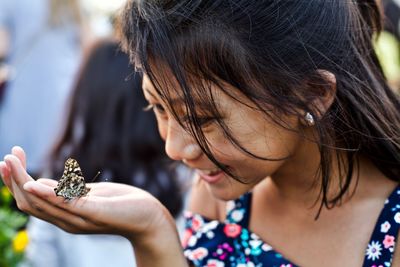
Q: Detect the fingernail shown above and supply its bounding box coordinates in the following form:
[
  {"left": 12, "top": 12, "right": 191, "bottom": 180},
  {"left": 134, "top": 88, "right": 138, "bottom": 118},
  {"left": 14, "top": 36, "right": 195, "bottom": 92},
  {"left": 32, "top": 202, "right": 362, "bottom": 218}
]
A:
[
  {"left": 4, "top": 154, "right": 11, "bottom": 162},
  {"left": 0, "top": 161, "right": 5, "bottom": 178}
]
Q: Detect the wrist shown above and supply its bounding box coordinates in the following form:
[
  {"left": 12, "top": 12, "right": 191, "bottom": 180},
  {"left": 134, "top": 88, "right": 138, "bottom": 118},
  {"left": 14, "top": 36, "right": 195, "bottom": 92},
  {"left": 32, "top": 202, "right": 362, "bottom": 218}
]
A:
[
  {"left": 130, "top": 201, "right": 177, "bottom": 248},
  {"left": 130, "top": 203, "right": 188, "bottom": 267}
]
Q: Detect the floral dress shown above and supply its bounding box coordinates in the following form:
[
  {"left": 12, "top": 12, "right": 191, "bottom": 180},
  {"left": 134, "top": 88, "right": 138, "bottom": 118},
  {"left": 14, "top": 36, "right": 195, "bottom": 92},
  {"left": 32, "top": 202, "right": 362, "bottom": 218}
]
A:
[{"left": 183, "top": 186, "right": 400, "bottom": 267}]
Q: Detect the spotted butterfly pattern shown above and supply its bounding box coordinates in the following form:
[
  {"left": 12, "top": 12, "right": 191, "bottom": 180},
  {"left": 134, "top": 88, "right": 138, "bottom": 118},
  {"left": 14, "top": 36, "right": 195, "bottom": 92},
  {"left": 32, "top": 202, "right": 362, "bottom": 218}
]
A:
[{"left": 54, "top": 158, "right": 90, "bottom": 200}]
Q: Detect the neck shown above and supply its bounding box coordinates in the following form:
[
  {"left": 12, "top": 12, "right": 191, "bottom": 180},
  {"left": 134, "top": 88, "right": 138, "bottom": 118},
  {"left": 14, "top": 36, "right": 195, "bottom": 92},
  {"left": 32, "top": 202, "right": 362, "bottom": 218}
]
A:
[
  {"left": 266, "top": 131, "right": 394, "bottom": 210},
  {"left": 268, "top": 137, "right": 324, "bottom": 208}
]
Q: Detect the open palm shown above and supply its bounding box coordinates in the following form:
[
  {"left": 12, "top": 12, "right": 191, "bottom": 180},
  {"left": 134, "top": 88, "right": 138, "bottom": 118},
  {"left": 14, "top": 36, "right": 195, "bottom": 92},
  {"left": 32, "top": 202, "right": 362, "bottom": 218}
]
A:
[{"left": 0, "top": 146, "right": 171, "bottom": 241}]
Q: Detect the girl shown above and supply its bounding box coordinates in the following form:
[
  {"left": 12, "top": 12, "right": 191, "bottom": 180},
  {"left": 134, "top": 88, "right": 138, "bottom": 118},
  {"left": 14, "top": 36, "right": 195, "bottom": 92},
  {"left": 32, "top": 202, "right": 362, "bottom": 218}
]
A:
[{"left": 1, "top": 0, "right": 400, "bottom": 266}]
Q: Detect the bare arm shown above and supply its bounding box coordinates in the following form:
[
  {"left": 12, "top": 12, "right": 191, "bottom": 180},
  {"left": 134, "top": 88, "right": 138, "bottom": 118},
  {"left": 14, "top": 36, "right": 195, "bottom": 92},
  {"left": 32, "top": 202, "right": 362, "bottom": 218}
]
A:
[
  {"left": 0, "top": 147, "right": 188, "bottom": 267},
  {"left": 132, "top": 208, "right": 188, "bottom": 267}
]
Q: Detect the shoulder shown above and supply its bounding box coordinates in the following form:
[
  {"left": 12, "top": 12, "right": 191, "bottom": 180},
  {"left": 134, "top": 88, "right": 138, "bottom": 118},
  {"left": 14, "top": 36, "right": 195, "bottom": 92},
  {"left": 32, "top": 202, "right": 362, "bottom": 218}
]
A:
[{"left": 187, "top": 175, "right": 227, "bottom": 222}]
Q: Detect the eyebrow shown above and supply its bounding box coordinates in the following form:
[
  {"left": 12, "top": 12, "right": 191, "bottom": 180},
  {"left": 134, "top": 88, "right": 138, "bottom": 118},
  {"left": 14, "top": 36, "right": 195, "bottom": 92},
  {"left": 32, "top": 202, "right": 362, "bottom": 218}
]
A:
[
  {"left": 143, "top": 88, "right": 214, "bottom": 109},
  {"left": 143, "top": 87, "right": 159, "bottom": 101}
]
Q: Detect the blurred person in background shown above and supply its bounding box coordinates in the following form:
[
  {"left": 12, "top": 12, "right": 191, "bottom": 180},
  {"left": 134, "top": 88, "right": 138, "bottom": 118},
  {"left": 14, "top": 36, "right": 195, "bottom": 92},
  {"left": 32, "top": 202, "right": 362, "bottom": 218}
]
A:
[
  {"left": 0, "top": 0, "right": 90, "bottom": 177},
  {"left": 23, "top": 40, "right": 185, "bottom": 267},
  {"left": 0, "top": 27, "right": 10, "bottom": 102}
]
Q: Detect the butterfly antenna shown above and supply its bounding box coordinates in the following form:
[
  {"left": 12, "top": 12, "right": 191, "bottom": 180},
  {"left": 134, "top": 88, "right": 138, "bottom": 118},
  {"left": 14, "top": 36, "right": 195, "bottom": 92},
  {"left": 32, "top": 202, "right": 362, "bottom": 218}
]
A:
[{"left": 90, "top": 171, "right": 101, "bottom": 183}]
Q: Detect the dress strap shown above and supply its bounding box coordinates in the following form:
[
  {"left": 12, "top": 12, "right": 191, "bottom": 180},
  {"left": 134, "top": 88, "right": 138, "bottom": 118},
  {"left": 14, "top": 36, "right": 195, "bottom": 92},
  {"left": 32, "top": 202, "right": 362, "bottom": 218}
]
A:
[
  {"left": 225, "top": 192, "right": 252, "bottom": 228},
  {"left": 362, "top": 185, "right": 400, "bottom": 267}
]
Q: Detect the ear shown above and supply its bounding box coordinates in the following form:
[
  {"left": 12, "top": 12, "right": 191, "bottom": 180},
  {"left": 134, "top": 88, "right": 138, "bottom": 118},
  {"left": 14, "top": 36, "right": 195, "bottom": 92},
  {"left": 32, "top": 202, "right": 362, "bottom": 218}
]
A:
[{"left": 309, "top": 69, "right": 337, "bottom": 119}]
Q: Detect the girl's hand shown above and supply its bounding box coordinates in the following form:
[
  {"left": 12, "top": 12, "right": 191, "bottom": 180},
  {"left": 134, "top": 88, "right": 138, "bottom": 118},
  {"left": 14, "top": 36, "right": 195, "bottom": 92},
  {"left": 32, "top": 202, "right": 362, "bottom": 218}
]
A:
[{"left": 0, "top": 146, "right": 188, "bottom": 267}]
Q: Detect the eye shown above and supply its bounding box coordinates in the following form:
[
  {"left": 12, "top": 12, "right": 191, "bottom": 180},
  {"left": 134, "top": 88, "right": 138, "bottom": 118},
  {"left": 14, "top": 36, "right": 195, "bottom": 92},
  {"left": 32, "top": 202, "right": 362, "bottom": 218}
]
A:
[
  {"left": 144, "top": 103, "right": 167, "bottom": 115},
  {"left": 182, "top": 115, "right": 216, "bottom": 128},
  {"left": 197, "top": 117, "right": 215, "bottom": 127}
]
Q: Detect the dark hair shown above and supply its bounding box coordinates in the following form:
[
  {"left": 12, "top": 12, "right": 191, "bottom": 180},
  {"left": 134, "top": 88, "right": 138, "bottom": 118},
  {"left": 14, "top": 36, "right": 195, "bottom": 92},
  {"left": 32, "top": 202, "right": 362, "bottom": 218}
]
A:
[
  {"left": 120, "top": 1, "right": 400, "bottom": 214},
  {"left": 48, "top": 40, "right": 183, "bottom": 217}
]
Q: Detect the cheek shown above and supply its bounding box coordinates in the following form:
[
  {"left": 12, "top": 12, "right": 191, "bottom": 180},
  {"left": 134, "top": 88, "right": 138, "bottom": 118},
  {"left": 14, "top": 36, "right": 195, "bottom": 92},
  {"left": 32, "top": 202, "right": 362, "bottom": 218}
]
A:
[
  {"left": 234, "top": 112, "right": 300, "bottom": 158},
  {"left": 258, "top": 127, "right": 301, "bottom": 158},
  {"left": 203, "top": 117, "right": 301, "bottom": 169},
  {"left": 156, "top": 117, "right": 167, "bottom": 141}
]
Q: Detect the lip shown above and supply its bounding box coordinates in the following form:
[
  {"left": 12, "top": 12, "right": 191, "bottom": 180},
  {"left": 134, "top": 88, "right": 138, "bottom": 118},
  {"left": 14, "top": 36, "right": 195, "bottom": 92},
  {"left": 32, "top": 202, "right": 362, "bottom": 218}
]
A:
[{"left": 196, "top": 169, "right": 224, "bottom": 184}]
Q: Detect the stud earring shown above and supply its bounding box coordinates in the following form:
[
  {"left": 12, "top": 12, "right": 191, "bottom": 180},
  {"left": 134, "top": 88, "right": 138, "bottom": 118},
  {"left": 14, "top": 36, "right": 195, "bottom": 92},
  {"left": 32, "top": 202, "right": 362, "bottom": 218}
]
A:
[{"left": 304, "top": 112, "right": 315, "bottom": 126}]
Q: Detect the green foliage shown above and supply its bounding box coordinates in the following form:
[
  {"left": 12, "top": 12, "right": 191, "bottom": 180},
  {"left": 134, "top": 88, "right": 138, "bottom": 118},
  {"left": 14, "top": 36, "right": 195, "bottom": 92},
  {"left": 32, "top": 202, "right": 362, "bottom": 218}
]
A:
[{"left": 0, "top": 177, "right": 28, "bottom": 267}]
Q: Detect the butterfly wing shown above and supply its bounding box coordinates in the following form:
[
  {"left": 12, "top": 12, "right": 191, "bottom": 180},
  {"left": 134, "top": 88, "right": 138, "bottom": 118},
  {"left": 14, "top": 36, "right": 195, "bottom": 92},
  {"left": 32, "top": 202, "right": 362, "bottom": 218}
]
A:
[{"left": 54, "top": 158, "right": 90, "bottom": 200}]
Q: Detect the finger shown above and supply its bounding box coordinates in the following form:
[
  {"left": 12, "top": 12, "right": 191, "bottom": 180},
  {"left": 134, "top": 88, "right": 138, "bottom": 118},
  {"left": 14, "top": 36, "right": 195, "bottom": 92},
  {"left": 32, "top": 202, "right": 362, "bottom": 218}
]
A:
[
  {"left": 36, "top": 178, "right": 58, "bottom": 187},
  {"left": 26, "top": 195, "right": 104, "bottom": 234},
  {"left": 4, "top": 154, "right": 34, "bottom": 187},
  {"left": 23, "top": 181, "right": 74, "bottom": 212},
  {"left": 12, "top": 179, "right": 35, "bottom": 209},
  {"left": 25, "top": 179, "right": 116, "bottom": 231},
  {"left": 9, "top": 172, "right": 104, "bottom": 234},
  {"left": 20, "top": 181, "right": 104, "bottom": 232},
  {"left": 23, "top": 180, "right": 59, "bottom": 199},
  {"left": 24, "top": 180, "right": 101, "bottom": 220},
  {"left": 11, "top": 146, "right": 26, "bottom": 170},
  {"left": 0, "top": 161, "right": 12, "bottom": 190}
]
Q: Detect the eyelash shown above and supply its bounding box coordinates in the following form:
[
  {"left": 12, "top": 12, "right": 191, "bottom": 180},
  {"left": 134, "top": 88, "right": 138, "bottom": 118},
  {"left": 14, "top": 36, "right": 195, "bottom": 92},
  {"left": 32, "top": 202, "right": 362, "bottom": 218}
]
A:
[
  {"left": 186, "top": 116, "right": 215, "bottom": 128},
  {"left": 144, "top": 104, "right": 166, "bottom": 114},
  {"left": 144, "top": 104, "right": 216, "bottom": 127}
]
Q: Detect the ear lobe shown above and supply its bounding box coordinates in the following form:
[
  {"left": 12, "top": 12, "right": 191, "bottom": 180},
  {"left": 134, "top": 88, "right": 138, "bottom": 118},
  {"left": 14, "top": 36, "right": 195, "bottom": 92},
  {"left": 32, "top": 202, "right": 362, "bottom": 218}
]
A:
[{"left": 309, "top": 69, "right": 337, "bottom": 119}]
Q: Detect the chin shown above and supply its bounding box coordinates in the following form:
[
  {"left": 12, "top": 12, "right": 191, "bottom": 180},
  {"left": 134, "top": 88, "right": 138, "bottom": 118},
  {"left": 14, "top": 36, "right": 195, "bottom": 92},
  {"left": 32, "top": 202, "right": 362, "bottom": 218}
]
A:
[{"left": 206, "top": 182, "right": 249, "bottom": 201}]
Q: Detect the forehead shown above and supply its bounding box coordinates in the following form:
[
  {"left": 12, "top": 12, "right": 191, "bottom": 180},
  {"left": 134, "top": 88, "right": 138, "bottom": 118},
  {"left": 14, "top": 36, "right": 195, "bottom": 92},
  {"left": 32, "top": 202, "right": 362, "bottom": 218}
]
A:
[
  {"left": 142, "top": 74, "right": 158, "bottom": 94},
  {"left": 142, "top": 74, "right": 185, "bottom": 104},
  {"left": 142, "top": 74, "right": 219, "bottom": 116},
  {"left": 142, "top": 73, "right": 209, "bottom": 103},
  {"left": 142, "top": 73, "right": 195, "bottom": 98},
  {"left": 142, "top": 73, "right": 248, "bottom": 108}
]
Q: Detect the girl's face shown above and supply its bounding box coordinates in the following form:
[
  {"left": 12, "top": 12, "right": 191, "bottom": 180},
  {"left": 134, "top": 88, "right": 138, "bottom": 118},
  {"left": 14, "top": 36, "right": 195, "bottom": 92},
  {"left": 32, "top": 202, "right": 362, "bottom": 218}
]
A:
[{"left": 142, "top": 74, "right": 306, "bottom": 201}]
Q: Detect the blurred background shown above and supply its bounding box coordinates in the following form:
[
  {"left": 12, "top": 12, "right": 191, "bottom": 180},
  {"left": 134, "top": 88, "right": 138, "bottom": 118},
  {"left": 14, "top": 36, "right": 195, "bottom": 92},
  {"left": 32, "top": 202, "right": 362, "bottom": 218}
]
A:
[
  {"left": 0, "top": 0, "right": 399, "bottom": 266},
  {"left": 80, "top": 0, "right": 126, "bottom": 37}
]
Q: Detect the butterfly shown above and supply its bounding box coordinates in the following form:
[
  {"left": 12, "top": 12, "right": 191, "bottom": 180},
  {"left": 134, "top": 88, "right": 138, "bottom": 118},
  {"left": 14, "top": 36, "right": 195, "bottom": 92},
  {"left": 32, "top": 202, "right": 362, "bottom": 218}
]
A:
[{"left": 54, "top": 158, "right": 91, "bottom": 200}]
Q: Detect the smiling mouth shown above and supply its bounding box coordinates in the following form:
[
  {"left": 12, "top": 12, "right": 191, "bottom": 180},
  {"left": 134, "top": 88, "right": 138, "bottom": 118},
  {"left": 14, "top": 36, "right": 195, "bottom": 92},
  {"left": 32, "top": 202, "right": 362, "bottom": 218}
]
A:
[
  {"left": 196, "top": 168, "right": 225, "bottom": 184},
  {"left": 199, "top": 168, "right": 222, "bottom": 176}
]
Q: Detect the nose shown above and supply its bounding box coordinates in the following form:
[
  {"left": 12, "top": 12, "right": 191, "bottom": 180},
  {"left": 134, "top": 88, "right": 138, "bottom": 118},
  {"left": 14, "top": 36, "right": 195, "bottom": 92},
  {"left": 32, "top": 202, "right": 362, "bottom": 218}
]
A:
[{"left": 164, "top": 120, "right": 202, "bottom": 162}]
